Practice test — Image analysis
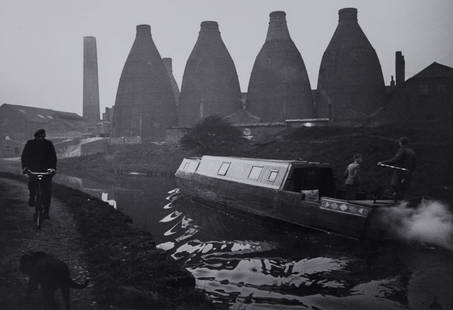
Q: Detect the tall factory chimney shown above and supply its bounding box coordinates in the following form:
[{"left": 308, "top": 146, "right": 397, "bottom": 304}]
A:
[
  {"left": 112, "top": 25, "right": 177, "bottom": 140},
  {"left": 83, "top": 36, "right": 100, "bottom": 121},
  {"left": 395, "top": 51, "right": 405, "bottom": 86},
  {"left": 317, "top": 8, "right": 385, "bottom": 121},
  {"left": 246, "top": 11, "right": 314, "bottom": 122},
  {"left": 179, "top": 21, "right": 241, "bottom": 127},
  {"left": 162, "top": 57, "right": 180, "bottom": 106}
]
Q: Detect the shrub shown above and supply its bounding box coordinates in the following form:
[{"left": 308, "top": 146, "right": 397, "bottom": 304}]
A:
[{"left": 180, "top": 115, "right": 243, "bottom": 155}]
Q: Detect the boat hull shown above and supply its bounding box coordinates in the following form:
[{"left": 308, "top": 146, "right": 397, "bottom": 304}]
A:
[{"left": 176, "top": 173, "right": 374, "bottom": 239}]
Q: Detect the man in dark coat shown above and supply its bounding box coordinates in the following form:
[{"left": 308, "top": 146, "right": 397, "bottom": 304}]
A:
[
  {"left": 21, "top": 129, "right": 57, "bottom": 219},
  {"left": 379, "top": 137, "right": 416, "bottom": 200}
]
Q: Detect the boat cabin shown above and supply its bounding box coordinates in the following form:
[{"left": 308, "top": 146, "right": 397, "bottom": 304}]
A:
[
  {"left": 176, "top": 156, "right": 335, "bottom": 198},
  {"left": 176, "top": 155, "right": 393, "bottom": 239}
]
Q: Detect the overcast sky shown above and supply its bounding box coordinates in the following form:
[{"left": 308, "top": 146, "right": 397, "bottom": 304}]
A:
[{"left": 1, "top": 0, "right": 452, "bottom": 115}]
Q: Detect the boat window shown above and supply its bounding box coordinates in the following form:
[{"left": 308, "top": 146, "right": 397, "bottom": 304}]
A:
[
  {"left": 217, "top": 162, "right": 231, "bottom": 176},
  {"left": 248, "top": 166, "right": 263, "bottom": 180},
  {"left": 268, "top": 170, "right": 279, "bottom": 182},
  {"left": 283, "top": 167, "right": 335, "bottom": 196}
]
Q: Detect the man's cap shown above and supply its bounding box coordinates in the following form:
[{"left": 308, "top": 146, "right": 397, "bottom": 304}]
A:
[
  {"left": 34, "top": 129, "right": 46, "bottom": 138},
  {"left": 399, "top": 136, "right": 409, "bottom": 145}
]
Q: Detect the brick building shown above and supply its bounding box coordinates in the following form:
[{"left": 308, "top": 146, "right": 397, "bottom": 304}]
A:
[
  {"left": 0, "top": 104, "right": 89, "bottom": 157},
  {"left": 375, "top": 62, "right": 453, "bottom": 126}
]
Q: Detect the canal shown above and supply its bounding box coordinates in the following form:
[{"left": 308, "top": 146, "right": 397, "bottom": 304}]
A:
[
  {"left": 55, "top": 174, "right": 453, "bottom": 309},
  {"left": 1, "top": 159, "right": 452, "bottom": 309}
]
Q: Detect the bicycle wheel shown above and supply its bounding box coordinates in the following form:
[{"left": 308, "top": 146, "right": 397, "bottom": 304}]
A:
[{"left": 35, "top": 189, "right": 42, "bottom": 229}]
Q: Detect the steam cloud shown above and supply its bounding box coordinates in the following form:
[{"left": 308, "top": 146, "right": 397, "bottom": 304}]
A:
[{"left": 381, "top": 199, "right": 453, "bottom": 250}]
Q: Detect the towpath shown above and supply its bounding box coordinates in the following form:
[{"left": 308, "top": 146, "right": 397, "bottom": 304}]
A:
[{"left": 0, "top": 177, "right": 99, "bottom": 310}]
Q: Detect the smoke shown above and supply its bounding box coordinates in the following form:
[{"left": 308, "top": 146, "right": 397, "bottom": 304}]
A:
[{"left": 381, "top": 199, "right": 453, "bottom": 251}]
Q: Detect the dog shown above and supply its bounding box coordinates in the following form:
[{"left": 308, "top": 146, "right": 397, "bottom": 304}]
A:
[{"left": 20, "top": 251, "right": 88, "bottom": 309}]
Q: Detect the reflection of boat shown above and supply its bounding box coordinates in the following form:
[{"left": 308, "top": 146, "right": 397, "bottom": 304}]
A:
[{"left": 175, "top": 156, "right": 398, "bottom": 239}]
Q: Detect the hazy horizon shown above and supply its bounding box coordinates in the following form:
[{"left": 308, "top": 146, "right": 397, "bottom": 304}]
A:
[{"left": 1, "top": 0, "right": 452, "bottom": 115}]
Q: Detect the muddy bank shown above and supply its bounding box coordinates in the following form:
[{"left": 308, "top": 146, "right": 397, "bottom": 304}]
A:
[
  {"left": 0, "top": 172, "right": 212, "bottom": 310},
  {"left": 0, "top": 177, "right": 97, "bottom": 310}
]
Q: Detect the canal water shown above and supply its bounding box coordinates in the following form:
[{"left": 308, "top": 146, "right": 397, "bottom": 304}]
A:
[
  {"left": 55, "top": 174, "right": 453, "bottom": 310},
  {"left": 0, "top": 160, "right": 452, "bottom": 310}
]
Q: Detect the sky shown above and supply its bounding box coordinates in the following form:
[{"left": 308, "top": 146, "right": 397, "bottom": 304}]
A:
[{"left": 0, "top": 0, "right": 452, "bottom": 115}]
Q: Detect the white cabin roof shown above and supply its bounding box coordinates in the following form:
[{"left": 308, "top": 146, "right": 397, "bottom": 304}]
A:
[
  {"left": 195, "top": 156, "right": 292, "bottom": 190},
  {"left": 176, "top": 155, "right": 331, "bottom": 191}
]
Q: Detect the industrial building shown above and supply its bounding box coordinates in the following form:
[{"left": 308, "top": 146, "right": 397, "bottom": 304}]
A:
[
  {"left": 375, "top": 62, "right": 453, "bottom": 126},
  {"left": 247, "top": 11, "right": 314, "bottom": 122},
  {"left": 112, "top": 24, "right": 177, "bottom": 141},
  {"left": 316, "top": 8, "right": 385, "bottom": 121},
  {"left": 178, "top": 21, "right": 241, "bottom": 127},
  {"left": 0, "top": 104, "right": 90, "bottom": 157}
]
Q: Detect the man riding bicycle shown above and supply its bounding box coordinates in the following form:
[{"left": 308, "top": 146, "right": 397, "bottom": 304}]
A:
[{"left": 21, "top": 129, "right": 57, "bottom": 219}]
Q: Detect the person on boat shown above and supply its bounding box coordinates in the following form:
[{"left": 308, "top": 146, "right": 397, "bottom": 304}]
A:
[
  {"left": 378, "top": 136, "right": 416, "bottom": 200},
  {"left": 21, "top": 129, "right": 57, "bottom": 219},
  {"left": 344, "top": 153, "right": 362, "bottom": 201}
]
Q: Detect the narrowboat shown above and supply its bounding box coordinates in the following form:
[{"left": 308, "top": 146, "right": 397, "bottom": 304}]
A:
[{"left": 175, "top": 155, "right": 397, "bottom": 239}]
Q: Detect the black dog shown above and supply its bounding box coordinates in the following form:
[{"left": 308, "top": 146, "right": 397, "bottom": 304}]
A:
[{"left": 20, "top": 251, "right": 88, "bottom": 309}]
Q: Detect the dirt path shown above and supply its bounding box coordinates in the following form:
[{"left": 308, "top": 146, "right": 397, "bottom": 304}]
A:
[{"left": 0, "top": 177, "right": 98, "bottom": 310}]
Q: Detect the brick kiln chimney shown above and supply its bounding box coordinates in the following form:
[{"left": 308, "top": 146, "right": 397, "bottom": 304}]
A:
[
  {"left": 179, "top": 21, "right": 241, "bottom": 127},
  {"left": 317, "top": 8, "right": 385, "bottom": 121},
  {"left": 162, "top": 57, "right": 180, "bottom": 106},
  {"left": 112, "top": 25, "right": 177, "bottom": 140},
  {"left": 83, "top": 36, "right": 100, "bottom": 121},
  {"left": 395, "top": 51, "right": 405, "bottom": 86},
  {"left": 246, "top": 11, "right": 314, "bottom": 122}
]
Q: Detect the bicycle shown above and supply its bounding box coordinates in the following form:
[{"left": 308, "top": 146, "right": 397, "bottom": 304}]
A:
[{"left": 25, "top": 170, "right": 55, "bottom": 229}]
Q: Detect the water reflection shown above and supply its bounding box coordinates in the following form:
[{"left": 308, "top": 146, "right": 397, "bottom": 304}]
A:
[
  {"left": 2, "top": 162, "right": 450, "bottom": 310},
  {"left": 158, "top": 192, "right": 453, "bottom": 309},
  {"left": 52, "top": 174, "right": 177, "bottom": 238}
]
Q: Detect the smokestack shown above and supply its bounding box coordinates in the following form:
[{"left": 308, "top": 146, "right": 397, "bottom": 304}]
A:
[
  {"left": 83, "top": 36, "right": 100, "bottom": 121},
  {"left": 200, "top": 20, "right": 219, "bottom": 33},
  {"left": 179, "top": 21, "right": 241, "bottom": 127},
  {"left": 395, "top": 51, "right": 405, "bottom": 86},
  {"left": 136, "top": 24, "right": 151, "bottom": 37},
  {"left": 265, "top": 11, "right": 291, "bottom": 41},
  {"left": 162, "top": 57, "right": 173, "bottom": 73},
  {"left": 112, "top": 25, "right": 177, "bottom": 140},
  {"left": 338, "top": 8, "right": 358, "bottom": 23},
  {"left": 247, "top": 11, "right": 314, "bottom": 122},
  {"left": 317, "top": 8, "right": 385, "bottom": 120},
  {"left": 162, "top": 57, "right": 180, "bottom": 106}
]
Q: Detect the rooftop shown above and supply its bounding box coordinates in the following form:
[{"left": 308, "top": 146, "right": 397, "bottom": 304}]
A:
[
  {"left": 1, "top": 104, "right": 84, "bottom": 123},
  {"left": 409, "top": 62, "right": 453, "bottom": 80}
]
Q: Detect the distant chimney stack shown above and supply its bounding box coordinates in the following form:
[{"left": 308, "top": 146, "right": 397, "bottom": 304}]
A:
[
  {"left": 395, "top": 51, "right": 405, "bottom": 86},
  {"left": 162, "top": 57, "right": 173, "bottom": 73},
  {"left": 390, "top": 75, "right": 395, "bottom": 87},
  {"left": 83, "top": 36, "right": 100, "bottom": 121},
  {"left": 162, "top": 57, "right": 180, "bottom": 106}
]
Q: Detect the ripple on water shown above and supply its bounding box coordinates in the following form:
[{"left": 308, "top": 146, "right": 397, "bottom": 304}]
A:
[{"left": 159, "top": 210, "right": 182, "bottom": 223}]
